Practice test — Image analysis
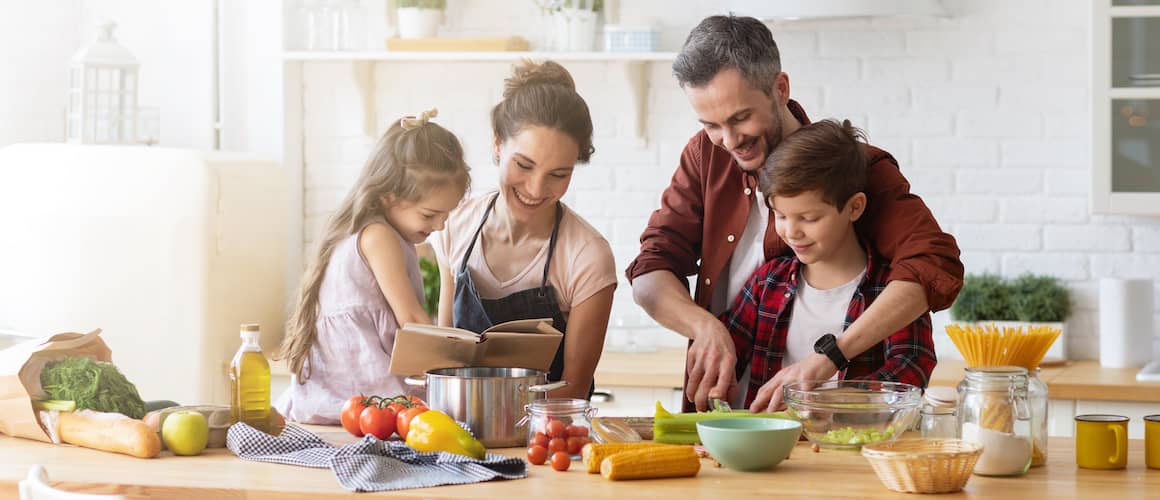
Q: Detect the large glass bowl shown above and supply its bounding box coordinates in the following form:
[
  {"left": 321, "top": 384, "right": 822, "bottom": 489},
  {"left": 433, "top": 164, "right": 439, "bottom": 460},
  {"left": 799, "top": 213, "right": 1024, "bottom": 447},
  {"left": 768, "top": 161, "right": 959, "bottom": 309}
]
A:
[{"left": 783, "top": 380, "right": 922, "bottom": 449}]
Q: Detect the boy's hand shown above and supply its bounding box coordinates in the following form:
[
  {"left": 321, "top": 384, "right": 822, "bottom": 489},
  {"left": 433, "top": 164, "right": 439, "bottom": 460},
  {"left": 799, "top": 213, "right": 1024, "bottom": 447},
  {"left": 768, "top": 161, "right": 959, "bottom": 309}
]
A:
[
  {"left": 685, "top": 321, "right": 738, "bottom": 411},
  {"left": 748, "top": 354, "right": 837, "bottom": 413}
]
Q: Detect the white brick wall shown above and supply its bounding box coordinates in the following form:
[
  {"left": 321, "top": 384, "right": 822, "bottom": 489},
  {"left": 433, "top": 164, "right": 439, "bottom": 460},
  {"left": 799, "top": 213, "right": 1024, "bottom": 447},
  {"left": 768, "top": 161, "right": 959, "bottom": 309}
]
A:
[{"left": 295, "top": 1, "right": 1160, "bottom": 361}]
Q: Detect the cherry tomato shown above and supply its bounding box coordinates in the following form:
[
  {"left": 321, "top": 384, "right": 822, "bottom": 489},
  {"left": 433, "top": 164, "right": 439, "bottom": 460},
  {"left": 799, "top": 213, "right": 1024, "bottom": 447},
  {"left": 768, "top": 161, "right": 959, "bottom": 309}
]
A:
[
  {"left": 527, "top": 445, "right": 548, "bottom": 465},
  {"left": 566, "top": 436, "right": 585, "bottom": 455},
  {"left": 359, "top": 405, "right": 397, "bottom": 440},
  {"left": 530, "top": 432, "right": 550, "bottom": 448},
  {"left": 405, "top": 395, "right": 427, "bottom": 407},
  {"left": 396, "top": 405, "right": 428, "bottom": 440},
  {"left": 550, "top": 451, "right": 571, "bottom": 471},
  {"left": 566, "top": 425, "right": 589, "bottom": 438},
  {"left": 341, "top": 396, "right": 368, "bottom": 437},
  {"left": 546, "top": 419, "right": 567, "bottom": 439},
  {"left": 548, "top": 437, "right": 567, "bottom": 454}
]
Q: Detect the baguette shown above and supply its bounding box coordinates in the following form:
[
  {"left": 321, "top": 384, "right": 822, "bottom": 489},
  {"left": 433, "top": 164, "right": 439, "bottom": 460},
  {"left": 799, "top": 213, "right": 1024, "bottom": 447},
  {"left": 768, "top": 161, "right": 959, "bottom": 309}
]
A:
[{"left": 58, "top": 410, "right": 161, "bottom": 458}]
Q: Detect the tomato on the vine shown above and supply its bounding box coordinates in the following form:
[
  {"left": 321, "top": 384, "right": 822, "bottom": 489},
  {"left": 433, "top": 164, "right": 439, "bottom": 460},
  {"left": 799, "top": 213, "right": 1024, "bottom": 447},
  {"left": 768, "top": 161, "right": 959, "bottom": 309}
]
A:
[
  {"left": 359, "top": 405, "right": 397, "bottom": 440},
  {"left": 341, "top": 396, "right": 368, "bottom": 437},
  {"left": 396, "top": 405, "right": 428, "bottom": 441}
]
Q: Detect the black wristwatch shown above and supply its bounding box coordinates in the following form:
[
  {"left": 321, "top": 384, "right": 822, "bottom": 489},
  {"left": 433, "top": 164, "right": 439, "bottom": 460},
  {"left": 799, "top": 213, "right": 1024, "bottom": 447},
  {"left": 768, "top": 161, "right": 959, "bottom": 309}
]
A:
[{"left": 814, "top": 333, "right": 850, "bottom": 370}]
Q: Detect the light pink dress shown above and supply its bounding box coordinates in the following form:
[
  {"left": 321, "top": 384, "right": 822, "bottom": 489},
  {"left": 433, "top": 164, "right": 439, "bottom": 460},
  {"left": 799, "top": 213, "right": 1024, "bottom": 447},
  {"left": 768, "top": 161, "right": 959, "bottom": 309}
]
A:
[{"left": 274, "top": 219, "right": 423, "bottom": 424}]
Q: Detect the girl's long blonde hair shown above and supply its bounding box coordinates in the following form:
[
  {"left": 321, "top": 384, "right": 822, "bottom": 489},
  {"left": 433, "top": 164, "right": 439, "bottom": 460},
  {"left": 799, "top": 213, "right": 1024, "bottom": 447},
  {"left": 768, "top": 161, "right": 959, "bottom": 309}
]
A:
[{"left": 278, "top": 111, "right": 470, "bottom": 382}]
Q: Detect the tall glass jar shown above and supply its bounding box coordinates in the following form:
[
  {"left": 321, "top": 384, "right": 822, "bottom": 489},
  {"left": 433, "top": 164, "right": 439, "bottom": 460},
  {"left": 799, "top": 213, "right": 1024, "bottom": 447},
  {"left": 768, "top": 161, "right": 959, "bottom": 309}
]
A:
[
  {"left": 520, "top": 398, "right": 596, "bottom": 457},
  {"left": 956, "top": 366, "right": 1032, "bottom": 477},
  {"left": 1028, "top": 368, "right": 1049, "bottom": 467}
]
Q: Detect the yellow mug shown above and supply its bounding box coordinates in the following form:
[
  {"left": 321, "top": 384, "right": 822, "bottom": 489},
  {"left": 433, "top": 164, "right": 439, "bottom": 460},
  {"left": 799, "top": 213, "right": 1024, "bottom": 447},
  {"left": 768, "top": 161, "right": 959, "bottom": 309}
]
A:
[
  {"left": 1146, "top": 415, "right": 1160, "bottom": 469},
  {"left": 1075, "top": 414, "right": 1128, "bottom": 470}
]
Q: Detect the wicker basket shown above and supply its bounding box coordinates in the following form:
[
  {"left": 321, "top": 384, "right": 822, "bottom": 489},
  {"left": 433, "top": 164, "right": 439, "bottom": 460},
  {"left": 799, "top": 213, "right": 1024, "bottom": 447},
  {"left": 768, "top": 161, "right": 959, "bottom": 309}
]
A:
[{"left": 861, "top": 438, "right": 982, "bottom": 494}]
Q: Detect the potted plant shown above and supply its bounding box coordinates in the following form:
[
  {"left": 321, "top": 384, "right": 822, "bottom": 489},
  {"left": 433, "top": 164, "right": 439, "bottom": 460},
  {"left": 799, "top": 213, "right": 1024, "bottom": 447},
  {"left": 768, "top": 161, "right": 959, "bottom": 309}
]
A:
[
  {"left": 949, "top": 273, "right": 1072, "bottom": 361},
  {"left": 396, "top": 0, "right": 445, "bottom": 39},
  {"left": 534, "top": 0, "right": 602, "bottom": 51}
]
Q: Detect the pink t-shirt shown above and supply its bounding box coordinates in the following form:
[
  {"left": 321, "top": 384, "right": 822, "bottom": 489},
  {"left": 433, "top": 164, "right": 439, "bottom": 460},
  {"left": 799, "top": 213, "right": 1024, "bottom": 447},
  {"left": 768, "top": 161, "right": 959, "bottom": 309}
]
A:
[{"left": 434, "top": 192, "right": 617, "bottom": 315}]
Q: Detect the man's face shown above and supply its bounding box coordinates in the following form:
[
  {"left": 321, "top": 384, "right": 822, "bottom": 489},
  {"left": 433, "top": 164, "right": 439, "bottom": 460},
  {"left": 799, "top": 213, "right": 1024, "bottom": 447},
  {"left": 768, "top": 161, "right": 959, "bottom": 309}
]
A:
[{"left": 684, "top": 68, "right": 784, "bottom": 172}]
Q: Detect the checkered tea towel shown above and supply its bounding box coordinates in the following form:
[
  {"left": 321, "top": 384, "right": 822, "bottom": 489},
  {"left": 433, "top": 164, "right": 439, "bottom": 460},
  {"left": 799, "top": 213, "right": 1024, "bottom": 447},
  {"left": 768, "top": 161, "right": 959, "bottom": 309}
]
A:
[{"left": 227, "top": 423, "right": 527, "bottom": 492}]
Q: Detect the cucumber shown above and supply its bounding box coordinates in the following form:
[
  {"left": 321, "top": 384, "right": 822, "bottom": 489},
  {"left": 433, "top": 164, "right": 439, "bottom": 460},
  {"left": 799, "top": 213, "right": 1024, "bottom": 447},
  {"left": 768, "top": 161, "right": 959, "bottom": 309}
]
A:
[{"left": 144, "top": 400, "right": 181, "bottom": 413}]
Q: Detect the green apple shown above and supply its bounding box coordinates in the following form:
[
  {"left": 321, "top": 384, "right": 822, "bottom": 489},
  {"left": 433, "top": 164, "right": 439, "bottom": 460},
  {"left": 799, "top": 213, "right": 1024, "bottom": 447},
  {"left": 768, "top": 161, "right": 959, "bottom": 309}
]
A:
[{"left": 162, "top": 410, "right": 210, "bottom": 456}]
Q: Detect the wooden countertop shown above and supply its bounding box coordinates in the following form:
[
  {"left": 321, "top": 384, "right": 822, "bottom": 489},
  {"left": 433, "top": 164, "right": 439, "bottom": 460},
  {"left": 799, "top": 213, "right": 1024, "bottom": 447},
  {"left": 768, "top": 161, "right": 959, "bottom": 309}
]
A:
[
  {"left": 594, "top": 349, "right": 1160, "bottom": 403},
  {"left": 0, "top": 427, "right": 1155, "bottom": 498}
]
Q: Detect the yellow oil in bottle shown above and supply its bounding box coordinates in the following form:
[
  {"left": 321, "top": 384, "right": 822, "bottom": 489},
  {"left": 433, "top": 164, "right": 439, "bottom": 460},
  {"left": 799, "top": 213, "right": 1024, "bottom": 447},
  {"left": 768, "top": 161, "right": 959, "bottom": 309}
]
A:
[{"left": 229, "top": 323, "right": 270, "bottom": 433}]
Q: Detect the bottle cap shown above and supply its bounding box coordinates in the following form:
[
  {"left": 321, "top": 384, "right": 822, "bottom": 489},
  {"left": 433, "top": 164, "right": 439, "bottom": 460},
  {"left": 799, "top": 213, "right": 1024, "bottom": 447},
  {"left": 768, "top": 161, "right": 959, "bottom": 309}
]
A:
[{"left": 241, "top": 323, "right": 260, "bottom": 332}]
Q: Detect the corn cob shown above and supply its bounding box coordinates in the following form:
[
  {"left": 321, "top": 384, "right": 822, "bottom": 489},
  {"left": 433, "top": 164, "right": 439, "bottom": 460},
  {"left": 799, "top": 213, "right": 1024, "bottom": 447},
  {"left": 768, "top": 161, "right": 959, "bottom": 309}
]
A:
[
  {"left": 581, "top": 442, "right": 672, "bottom": 473},
  {"left": 600, "top": 445, "right": 701, "bottom": 481}
]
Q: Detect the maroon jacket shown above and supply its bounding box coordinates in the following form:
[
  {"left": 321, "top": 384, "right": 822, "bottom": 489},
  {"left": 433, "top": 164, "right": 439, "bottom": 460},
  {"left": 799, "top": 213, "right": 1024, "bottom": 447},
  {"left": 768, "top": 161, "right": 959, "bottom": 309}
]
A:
[{"left": 626, "top": 100, "right": 963, "bottom": 313}]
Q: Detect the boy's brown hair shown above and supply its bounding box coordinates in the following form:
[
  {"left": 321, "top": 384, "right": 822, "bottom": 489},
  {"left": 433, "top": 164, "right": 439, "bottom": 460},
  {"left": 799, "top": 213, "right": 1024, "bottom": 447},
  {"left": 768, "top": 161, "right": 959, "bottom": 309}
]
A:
[{"left": 760, "top": 119, "right": 868, "bottom": 211}]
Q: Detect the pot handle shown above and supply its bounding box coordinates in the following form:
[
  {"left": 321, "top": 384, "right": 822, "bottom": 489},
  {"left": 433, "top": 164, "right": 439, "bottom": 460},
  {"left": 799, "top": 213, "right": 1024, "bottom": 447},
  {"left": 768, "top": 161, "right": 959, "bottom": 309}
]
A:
[
  {"left": 526, "top": 380, "right": 568, "bottom": 393},
  {"left": 404, "top": 375, "right": 427, "bottom": 387}
]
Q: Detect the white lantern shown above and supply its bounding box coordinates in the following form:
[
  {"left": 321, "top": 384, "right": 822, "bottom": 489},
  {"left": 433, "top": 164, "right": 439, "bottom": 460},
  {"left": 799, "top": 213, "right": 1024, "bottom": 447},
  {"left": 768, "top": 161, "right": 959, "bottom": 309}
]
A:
[{"left": 66, "top": 22, "right": 139, "bottom": 144}]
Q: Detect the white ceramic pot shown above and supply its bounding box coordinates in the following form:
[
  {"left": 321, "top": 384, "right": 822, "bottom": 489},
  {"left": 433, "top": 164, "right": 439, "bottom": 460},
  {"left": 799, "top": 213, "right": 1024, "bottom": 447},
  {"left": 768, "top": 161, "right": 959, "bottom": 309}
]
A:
[
  {"left": 548, "top": 9, "right": 597, "bottom": 51},
  {"left": 397, "top": 7, "right": 442, "bottom": 39}
]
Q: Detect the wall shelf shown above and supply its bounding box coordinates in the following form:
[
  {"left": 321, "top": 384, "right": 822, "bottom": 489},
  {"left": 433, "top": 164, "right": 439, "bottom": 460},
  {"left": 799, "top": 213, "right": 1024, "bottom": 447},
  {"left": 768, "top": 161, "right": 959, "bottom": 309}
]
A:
[{"left": 283, "top": 51, "right": 677, "bottom": 62}]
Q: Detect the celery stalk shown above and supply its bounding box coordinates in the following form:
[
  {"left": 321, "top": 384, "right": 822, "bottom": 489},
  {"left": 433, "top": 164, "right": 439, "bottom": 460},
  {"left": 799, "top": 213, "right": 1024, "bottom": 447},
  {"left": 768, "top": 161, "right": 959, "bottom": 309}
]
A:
[{"left": 652, "top": 401, "right": 795, "bottom": 444}]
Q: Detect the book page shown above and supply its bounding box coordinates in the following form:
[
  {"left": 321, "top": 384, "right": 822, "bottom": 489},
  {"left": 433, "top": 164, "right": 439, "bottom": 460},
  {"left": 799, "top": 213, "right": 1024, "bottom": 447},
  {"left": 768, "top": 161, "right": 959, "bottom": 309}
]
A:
[
  {"left": 400, "top": 323, "right": 480, "bottom": 342},
  {"left": 483, "top": 318, "right": 553, "bottom": 334}
]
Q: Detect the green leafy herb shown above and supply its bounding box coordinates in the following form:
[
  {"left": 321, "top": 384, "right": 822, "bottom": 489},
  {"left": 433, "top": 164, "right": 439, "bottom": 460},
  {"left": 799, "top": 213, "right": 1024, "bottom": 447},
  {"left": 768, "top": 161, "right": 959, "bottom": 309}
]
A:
[
  {"left": 40, "top": 357, "right": 146, "bottom": 419},
  {"left": 419, "top": 256, "right": 440, "bottom": 319}
]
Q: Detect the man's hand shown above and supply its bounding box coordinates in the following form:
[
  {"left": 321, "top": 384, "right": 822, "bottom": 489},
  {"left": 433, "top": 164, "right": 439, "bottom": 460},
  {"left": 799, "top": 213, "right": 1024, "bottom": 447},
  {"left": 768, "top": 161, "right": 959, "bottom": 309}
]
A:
[
  {"left": 748, "top": 353, "right": 837, "bottom": 413},
  {"left": 685, "top": 320, "right": 738, "bottom": 411}
]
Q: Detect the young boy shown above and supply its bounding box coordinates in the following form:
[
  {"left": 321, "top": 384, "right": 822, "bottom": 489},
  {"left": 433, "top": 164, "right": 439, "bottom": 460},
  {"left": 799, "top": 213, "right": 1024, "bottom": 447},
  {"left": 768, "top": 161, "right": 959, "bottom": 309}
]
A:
[{"left": 720, "top": 119, "right": 937, "bottom": 412}]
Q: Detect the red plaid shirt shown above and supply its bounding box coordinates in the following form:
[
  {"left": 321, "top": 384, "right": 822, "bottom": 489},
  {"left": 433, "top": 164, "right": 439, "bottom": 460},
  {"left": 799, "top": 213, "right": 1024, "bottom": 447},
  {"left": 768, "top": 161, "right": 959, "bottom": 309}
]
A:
[{"left": 720, "top": 243, "right": 936, "bottom": 406}]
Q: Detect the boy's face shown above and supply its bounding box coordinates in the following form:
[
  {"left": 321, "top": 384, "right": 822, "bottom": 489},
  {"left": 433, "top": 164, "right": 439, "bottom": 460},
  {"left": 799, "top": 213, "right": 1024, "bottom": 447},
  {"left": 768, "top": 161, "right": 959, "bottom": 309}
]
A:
[{"left": 770, "top": 189, "right": 866, "bottom": 265}]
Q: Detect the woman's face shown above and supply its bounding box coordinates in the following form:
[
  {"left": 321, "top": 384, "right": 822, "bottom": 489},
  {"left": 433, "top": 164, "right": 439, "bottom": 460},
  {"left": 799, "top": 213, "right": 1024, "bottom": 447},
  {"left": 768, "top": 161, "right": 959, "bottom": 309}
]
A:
[{"left": 495, "top": 126, "right": 579, "bottom": 224}]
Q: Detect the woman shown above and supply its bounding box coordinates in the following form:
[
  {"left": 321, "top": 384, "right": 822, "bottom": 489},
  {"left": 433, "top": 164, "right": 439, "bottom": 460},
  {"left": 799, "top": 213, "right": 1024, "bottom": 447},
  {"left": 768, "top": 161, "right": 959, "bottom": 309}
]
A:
[{"left": 434, "top": 60, "right": 616, "bottom": 399}]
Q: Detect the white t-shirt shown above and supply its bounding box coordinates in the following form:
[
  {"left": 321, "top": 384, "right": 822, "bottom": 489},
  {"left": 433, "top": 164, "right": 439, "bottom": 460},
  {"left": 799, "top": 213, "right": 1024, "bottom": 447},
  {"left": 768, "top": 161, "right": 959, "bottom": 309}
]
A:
[
  {"left": 433, "top": 192, "right": 618, "bottom": 315},
  {"left": 711, "top": 186, "right": 767, "bottom": 316},
  {"left": 783, "top": 268, "right": 867, "bottom": 368}
]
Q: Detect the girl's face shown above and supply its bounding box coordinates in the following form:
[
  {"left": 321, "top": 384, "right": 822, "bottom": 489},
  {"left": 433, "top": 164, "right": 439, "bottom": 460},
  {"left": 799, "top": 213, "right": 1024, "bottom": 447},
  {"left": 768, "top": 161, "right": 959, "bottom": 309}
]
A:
[
  {"left": 382, "top": 182, "right": 463, "bottom": 244},
  {"left": 494, "top": 126, "right": 579, "bottom": 224}
]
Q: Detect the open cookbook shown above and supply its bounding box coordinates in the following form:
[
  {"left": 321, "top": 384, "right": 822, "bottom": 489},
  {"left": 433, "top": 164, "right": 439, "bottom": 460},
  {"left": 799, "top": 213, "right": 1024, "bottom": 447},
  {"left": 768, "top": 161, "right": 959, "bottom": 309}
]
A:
[{"left": 388, "top": 318, "right": 563, "bottom": 376}]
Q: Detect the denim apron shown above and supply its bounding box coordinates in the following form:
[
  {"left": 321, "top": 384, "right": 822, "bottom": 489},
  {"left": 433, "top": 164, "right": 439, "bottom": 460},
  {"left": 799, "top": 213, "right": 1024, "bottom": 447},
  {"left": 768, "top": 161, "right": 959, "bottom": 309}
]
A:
[{"left": 452, "top": 194, "right": 593, "bottom": 397}]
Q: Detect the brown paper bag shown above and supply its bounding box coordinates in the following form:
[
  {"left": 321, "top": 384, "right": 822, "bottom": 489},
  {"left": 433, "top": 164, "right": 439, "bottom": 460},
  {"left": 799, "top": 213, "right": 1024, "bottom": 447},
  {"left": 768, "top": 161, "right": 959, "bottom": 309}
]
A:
[{"left": 0, "top": 329, "right": 110, "bottom": 442}]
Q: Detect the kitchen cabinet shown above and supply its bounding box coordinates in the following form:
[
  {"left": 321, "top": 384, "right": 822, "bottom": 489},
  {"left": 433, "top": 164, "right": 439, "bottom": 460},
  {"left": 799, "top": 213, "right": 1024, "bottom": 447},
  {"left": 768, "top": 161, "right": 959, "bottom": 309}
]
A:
[{"left": 1092, "top": 0, "right": 1160, "bottom": 214}]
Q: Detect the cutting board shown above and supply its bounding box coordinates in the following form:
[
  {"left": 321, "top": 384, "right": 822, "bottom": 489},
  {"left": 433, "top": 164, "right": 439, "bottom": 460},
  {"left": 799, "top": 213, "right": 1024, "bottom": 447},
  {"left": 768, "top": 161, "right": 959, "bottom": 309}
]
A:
[{"left": 386, "top": 36, "right": 530, "bottom": 52}]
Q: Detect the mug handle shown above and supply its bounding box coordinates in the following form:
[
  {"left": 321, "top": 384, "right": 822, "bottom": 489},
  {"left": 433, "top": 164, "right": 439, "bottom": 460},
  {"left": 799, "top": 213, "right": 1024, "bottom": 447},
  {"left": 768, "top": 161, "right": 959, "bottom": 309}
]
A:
[{"left": 1110, "top": 424, "right": 1126, "bottom": 465}]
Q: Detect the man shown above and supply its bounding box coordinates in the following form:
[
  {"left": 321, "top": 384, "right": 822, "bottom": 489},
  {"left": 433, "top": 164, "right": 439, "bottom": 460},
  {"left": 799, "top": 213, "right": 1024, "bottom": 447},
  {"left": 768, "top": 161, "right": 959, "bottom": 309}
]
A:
[{"left": 626, "top": 15, "right": 962, "bottom": 411}]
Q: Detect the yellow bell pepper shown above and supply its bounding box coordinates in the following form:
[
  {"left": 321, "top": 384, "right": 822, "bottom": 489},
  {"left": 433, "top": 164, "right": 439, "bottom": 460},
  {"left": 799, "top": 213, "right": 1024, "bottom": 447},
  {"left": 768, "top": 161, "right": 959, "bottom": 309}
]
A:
[{"left": 404, "top": 409, "right": 486, "bottom": 459}]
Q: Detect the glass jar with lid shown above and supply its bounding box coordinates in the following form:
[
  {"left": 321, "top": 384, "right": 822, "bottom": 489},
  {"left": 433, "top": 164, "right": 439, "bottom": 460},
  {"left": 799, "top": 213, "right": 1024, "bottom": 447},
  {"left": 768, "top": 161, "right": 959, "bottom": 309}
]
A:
[
  {"left": 921, "top": 386, "right": 958, "bottom": 439},
  {"left": 520, "top": 398, "right": 596, "bottom": 456},
  {"left": 956, "top": 366, "right": 1033, "bottom": 476},
  {"left": 1028, "top": 368, "right": 1049, "bottom": 467}
]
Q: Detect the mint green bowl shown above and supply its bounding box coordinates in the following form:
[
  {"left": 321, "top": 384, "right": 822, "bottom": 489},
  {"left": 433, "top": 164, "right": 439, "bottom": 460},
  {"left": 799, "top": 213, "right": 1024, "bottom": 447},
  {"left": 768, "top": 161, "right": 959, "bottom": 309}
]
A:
[{"left": 696, "top": 417, "right": 802, "bottom": 471}]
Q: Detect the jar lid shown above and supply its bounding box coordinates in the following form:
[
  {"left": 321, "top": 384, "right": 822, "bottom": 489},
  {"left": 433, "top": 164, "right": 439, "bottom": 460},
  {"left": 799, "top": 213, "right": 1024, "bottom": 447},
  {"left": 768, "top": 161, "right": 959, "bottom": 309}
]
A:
[
  {"left": 923, "top": 386, "right": 957, "bottom": 407},
  {"left": 590, "top": 417, "right": 642, "bottom": 443}
]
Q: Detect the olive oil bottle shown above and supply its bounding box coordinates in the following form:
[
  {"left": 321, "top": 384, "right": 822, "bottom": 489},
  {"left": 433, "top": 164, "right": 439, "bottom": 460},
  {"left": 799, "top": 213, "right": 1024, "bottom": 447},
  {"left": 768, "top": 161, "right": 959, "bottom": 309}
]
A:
[{"left": 229, "top": 323, "right": 270, "bottom": 433}]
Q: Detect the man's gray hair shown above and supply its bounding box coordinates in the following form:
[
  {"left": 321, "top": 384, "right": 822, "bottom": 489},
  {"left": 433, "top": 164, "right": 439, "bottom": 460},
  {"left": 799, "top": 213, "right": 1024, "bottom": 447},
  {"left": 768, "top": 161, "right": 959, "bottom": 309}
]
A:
[{"left": 672, "top": 15, "right": 781, "bottom": 95}]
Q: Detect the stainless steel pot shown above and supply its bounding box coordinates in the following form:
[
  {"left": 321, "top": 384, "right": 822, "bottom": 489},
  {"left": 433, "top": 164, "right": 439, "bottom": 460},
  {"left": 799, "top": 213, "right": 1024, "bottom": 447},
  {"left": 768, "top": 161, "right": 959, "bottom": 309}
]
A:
[{"left": 405, "top": 367, "right": 567, "bottom": 447}]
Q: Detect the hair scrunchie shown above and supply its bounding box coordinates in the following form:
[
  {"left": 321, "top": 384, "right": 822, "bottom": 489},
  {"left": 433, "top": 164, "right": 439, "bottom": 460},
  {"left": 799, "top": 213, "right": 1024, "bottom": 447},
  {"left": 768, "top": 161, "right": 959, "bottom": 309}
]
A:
[{"left": 399, "top": 108, "right": 438, "bottom": 130}]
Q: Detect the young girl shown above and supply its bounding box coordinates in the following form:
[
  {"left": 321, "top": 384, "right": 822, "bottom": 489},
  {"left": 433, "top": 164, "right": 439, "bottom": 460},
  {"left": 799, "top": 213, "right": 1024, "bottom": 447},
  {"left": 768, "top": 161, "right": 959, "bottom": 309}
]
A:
[
  {"left": 275, "top": 109, "right": 470, "bottom": 424},
  {"left": 434, "top": 61, "right": 617, "bottom": 400}
]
